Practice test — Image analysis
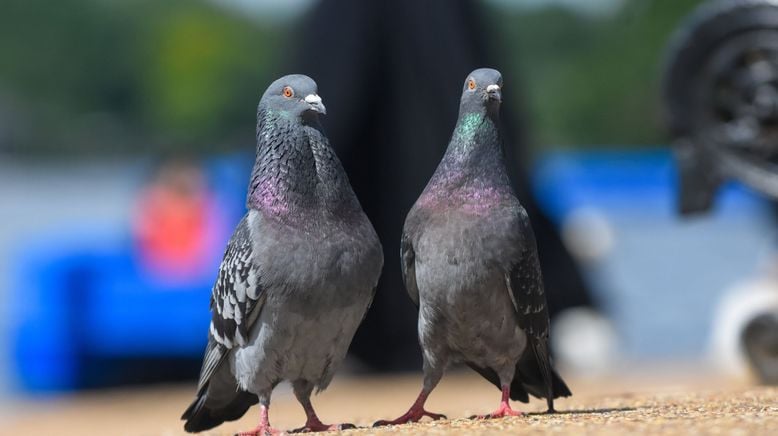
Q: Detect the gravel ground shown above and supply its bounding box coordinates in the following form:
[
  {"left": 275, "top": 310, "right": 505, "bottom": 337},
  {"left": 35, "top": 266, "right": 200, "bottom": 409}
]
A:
[{"left": 4, "top": 369, "right": 777, "bottom": 435}]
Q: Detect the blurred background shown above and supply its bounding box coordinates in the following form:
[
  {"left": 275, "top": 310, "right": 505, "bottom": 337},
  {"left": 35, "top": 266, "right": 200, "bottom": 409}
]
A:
[{"left": 2, "top": 0, "right": 778, "bottom": 431}]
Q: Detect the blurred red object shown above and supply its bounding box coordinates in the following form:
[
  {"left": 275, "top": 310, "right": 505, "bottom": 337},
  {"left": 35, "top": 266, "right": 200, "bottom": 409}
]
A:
[{"left": 133, "top": 160, "right": 221, "bottom": 281}]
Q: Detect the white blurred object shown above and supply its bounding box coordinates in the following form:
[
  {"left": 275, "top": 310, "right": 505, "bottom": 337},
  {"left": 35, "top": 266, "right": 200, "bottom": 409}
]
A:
[
  {"left": 709, "top": 276, "right": 778, "bottom": 377},
  {"left": 560, "top": 206, "right": 615, "bottom": 263},
  {"left": 551, "top": 307, "right": 619, "bottom": 374}
]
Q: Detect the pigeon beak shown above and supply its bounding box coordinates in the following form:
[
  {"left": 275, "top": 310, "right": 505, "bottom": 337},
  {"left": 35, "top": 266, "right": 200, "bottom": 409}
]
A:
[
  {"left": 304, "top": 94, "right": 326, "bottom": 115},
  {"left": 486, "top": 84, "right": 501, "bottom": 103}
]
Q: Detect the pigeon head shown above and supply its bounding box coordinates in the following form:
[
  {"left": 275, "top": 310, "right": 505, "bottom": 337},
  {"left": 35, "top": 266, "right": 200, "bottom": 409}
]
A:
[
  {"left": 259, "top": 74, "right": 326, "bottom": 119},
  {"left": 459, "top": 68, "right": 502, "bottom": 114}
]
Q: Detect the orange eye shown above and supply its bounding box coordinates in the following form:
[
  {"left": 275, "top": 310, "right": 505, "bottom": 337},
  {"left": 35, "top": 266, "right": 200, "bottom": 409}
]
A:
[
  {"left": 282, "top": 86, "right": 294, "bottom": 98},
  {"left": 467, "top": 79, "right": 476, "bottom": 90}
]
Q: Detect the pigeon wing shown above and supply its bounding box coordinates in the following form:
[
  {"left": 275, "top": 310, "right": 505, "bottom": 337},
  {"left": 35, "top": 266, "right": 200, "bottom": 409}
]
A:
[
  {"left": 400, "top": 230, "right": 420, "bottom": 308},
  {"left": 506, "top": 209, "right": 557, "bottom": 409},
  {"left": 197, "top": 215, "right": 265, "bottom": 391}
]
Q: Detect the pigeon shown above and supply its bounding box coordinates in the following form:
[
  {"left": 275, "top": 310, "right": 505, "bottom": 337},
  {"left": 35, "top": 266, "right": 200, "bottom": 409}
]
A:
[
  {"left": 374, "top": 68, "right": 571, "bottom": 425},
  {"left": 181, "top": 74, "right": 383, "bottom": 435}
]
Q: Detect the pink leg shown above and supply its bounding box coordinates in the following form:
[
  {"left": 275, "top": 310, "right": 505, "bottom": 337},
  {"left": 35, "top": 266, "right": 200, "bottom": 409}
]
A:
[
  {"left": 236, "top": 404, "right": 280, "bottom": 435},
  {"left": 373, "top": 390, "right": 447, "bottom": 427},
  {"left": 290, "top": 397, "right": 355, "bottom": 433},
  {"left": 471, "top": 386, "right": 523, "bottom": 419}
]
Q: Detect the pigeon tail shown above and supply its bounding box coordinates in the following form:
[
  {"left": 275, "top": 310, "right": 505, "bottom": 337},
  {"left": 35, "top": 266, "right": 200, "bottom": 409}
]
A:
[
  {"left": 513, "top": 339, "right": 571, "bottom": 410},
  {"left": 466, "top": 340, "right": 571, "bottom": 411},
  {"left": 181, "top": 383, "right": 258, "bottom": 433}
]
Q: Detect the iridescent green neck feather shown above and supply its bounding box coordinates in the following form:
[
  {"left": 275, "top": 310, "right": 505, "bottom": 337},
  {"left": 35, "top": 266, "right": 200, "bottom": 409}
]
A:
[{"left": 453, "top": 112, "right": 485, "bottom": 145}]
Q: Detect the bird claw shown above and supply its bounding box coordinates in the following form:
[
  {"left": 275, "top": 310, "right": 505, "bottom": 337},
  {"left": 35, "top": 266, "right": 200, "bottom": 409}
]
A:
[
  {"left": 373, "top": 410, "right": 447, "bottom": 427},
  {"left": 469, "top": 404, "right": 523, "bottom": 420},
  {"left": 422, "top": 411, "right": 447, "bottom": 421},
  {"left": 290, "top": 422, "right": 356, "bottom": 433},
  {"left": 235, "top": 426, "right": 281, "bottom": 436}
]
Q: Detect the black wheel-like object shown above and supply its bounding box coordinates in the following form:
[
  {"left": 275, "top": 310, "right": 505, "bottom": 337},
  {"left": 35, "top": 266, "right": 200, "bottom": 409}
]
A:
[
  {"left": 742, "top": 312, "right": 778, "bottom": 385},
  {"left": 663, "top": 0, "right": 778, "bottom": 213}
]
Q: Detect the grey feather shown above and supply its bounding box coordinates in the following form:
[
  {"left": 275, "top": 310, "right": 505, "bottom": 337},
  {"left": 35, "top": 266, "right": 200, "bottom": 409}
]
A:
[
  {"left": 209, "top": 216, "right": 264, "bottom": 351},
  {"left": 400, "top": 232, "right": 419, "bottom": 307},
  {"left": 183, "top": 74, "right": 383, "bottom": 433}
]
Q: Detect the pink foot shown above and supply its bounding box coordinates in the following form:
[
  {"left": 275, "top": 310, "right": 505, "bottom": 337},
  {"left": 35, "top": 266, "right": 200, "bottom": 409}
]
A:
[
  {"left": 471, "top": 385, "right": 524, "bottom": 420},
  {"left": 373, "top": 390, "right": 446, "bottom": 427},
  {"left": 471, "top": 402, "right": 524, "bottom": 420},
  {"left": 235, "top": 425, "right": 281, "bottom": 436},
  {"left": 237, "top": 405, "right": 279, "bottom": 435},
  {"left": 291, "top": 417, "right": 356, "bottom": 433},
  {"left": 373, "top": 407, "right": 447, "bottom": 427}
]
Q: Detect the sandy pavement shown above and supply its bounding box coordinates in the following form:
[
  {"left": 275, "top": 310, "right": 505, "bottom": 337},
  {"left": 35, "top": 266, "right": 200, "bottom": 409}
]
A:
[{"left": 4, "top": 368, "right": 777, "bottom": 435}]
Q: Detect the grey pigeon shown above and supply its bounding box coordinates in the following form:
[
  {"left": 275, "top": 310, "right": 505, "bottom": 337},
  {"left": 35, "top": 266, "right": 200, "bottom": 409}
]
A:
[
  {"left": 181, "top": 74, "right": 383, "bottom": 435},
  {"left": 375, "top": 68, "right": 571, "bottom": 425}
]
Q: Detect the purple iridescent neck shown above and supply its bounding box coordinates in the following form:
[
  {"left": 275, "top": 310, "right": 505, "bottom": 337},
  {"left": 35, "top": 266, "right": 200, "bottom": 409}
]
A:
[
  {"left": 246, "top": 107, "right": 317, "bottom": 216},
  {"left": 246, "top": 106, "right": 360, "bottom": 221},
  {"left": 418, "top": 110, "right": 513, "bottom": 213},
  {"left": 418, "top": 172, "right": 513, "bottom": 214}
]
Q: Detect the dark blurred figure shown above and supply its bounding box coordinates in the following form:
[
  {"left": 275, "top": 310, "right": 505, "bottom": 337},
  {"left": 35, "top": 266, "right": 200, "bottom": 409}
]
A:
[{"left": 291, "top": 0, "right": 596, "bottom": 371}]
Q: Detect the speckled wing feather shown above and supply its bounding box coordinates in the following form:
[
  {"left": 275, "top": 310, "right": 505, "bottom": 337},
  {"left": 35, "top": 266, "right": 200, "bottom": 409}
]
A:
[
  {"left": 506, "top": 209, "right": 570, "bottom": 410},
  {"left": 198, "top": 215, "right": 265, "bottom": 391},
  {"left": 507, "top": 211, "right": 549, "bottom": 341}
]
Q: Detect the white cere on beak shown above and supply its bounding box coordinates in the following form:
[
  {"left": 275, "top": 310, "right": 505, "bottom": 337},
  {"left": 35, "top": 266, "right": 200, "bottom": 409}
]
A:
[
  {"left": 304, "top": 94, "right": 322, "bottom": 104},
  {"left": 486, "top": 84, "right": 501, "bottom": 93}
]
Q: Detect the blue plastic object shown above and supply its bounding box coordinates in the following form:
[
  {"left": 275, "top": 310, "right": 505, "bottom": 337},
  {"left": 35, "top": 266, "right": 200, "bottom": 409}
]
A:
[{"left": 10, "top": 153, "right": 253, "bottom": 392}]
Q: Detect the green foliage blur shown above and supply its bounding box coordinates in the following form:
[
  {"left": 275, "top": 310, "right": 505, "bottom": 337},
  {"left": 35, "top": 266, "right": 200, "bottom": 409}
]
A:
[
  {"left": 494, "top": 0, "right": 704, "bottom": 149},
  {"left": 0, "top": 0, "right": 704, "bottom": 156},
  {"left": 0, "top": 0, "right": 285, "bottom": 156}
]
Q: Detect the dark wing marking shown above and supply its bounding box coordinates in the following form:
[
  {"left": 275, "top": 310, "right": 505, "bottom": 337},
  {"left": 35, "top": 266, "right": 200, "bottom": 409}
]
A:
[
  {"left": 508, "top": 214, "right": 549, "bottom": 339},
  {"left": 210, "top": 215, "right": 264, "bottom": 348},
  {"left": 400, "top": 231, "right": 419, "bottom": 307},
  {"left": 506, "top": 209, "right": 557, "bottom": 411},
  {"left": 197, "top": 215, "right": 265, "bottom": 391}
]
